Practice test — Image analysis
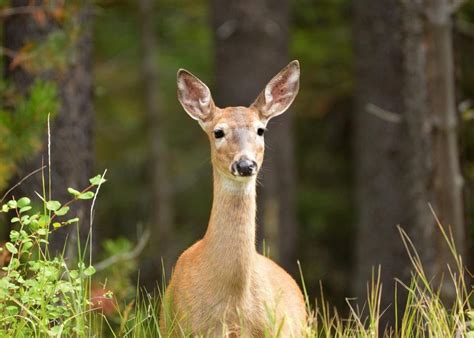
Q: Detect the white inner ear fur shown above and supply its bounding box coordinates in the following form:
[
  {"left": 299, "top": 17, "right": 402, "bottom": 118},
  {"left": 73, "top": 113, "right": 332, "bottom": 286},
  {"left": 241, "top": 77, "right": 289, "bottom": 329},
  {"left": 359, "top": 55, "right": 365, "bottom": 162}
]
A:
[
  {"left": 177, "top": 73, "right": 212, "bottom": 122},
  {"left": 199, "top": 95, "right": 210, "bottom": 107},
  {"left": 263, "top": 70, "right": 299, "bottom": 113}
]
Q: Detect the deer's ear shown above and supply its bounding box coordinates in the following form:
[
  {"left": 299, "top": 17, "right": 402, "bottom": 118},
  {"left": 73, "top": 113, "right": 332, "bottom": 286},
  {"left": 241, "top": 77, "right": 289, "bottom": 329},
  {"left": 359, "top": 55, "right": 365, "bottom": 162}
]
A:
[
  {"left": 252, "top": 60, "right": 300, "bottom": 121},
  {"left": 177, "top": 69, "right": 214, "bottom": 122}
]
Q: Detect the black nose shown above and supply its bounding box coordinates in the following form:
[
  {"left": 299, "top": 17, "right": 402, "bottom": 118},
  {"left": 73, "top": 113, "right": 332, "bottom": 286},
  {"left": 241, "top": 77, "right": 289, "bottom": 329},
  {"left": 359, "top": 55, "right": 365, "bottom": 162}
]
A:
[{"left": 233, "top": 159, "right": 257, "bottom": 176}]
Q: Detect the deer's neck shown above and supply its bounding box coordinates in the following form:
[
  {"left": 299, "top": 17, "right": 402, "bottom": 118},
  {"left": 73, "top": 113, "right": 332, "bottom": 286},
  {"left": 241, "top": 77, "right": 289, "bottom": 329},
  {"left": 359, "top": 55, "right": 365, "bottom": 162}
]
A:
[{"left": 202, "top": 169, "right": 257, "bottom": 293}]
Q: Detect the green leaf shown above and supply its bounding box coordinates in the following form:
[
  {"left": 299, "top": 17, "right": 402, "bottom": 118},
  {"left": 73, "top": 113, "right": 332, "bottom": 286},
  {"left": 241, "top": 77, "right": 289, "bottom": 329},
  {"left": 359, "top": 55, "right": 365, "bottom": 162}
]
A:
[
  {"left": 38, "top": 214, "right": 51, "bottom": 228},
  {"left": 53, "top": 222, "right": 62, "bottom": 229},
  {"left": 9, "top": 231, "right": 19, "bottom": 242},
  {"left": 46, "top": 200, "right": 61, "bottom": 211},
  {"left": 6, "top": 305, "right": 18, "bottom": 315},
  {"left": 54, "top": 206, "right": 70, "bottom": 216},
  {"left": 48, "top": 325, "right": 62, "bottom": 336},
  {"left": 89, "top": 175, "right": 107, "bottom": 186},
  {"left": 17, "top": 197, "right": 31, "bottom": 208},
  {"left": 78, "top": 191, "right": 94, "bottom": 200},
  {"left": 19, "top": 206, "right": 32, "bottom": 213},
  {"left": 83, "top": 265, "right": 96, "bottom": 276},
  {"left": 64, "top": 217, "right": 79, "bottom": 224},
  {"left": 9, "top": 258, "right": 20, "bottom": 269},
  {"left": 37, "top": 228, "right": 47, "bottom": 236},
  {"left": 67, "top": 187, "right": 81, "bottom": 197},
  {"left": 21, "top": 241, "right": 33, "bottom": 252},
  {"left": 7, "top": 200, "right": 17, "bottom": 209},
  {"left": 1, "top": 204, "right": 9, "bottom": 212},
  {"left": 5, "top": 242, "right": 17, "bottom": 254},
  {"left": 10, "top": 217, "right": 19, "bottom": 223}
]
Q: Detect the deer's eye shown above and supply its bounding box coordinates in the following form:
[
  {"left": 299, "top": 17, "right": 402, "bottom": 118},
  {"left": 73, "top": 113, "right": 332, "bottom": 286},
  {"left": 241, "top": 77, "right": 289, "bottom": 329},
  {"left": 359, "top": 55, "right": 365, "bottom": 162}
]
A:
[
  {"left": 257, "top": 128, "right": 265, "bottom": 136},
  {"left": 214, "top": 129, "right": 225, "bottom": 139}
]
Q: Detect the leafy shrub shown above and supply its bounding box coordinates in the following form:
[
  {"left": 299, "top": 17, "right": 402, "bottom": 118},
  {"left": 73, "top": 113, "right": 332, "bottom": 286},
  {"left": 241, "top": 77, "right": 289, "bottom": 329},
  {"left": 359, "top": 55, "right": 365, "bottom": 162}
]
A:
[{"left": 0, "top": 174, "right": 106, "bottom": 336}]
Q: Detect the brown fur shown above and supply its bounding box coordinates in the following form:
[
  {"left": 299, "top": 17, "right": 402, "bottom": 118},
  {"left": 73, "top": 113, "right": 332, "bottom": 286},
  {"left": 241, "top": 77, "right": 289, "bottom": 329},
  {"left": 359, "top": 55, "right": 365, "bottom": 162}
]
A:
[{"left": 161, "top": 61, "right": 305, "bottom": 337}]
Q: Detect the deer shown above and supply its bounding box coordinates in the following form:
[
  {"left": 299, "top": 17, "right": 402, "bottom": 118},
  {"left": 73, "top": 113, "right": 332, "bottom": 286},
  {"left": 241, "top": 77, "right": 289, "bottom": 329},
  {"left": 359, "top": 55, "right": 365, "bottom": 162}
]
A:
[{"left": 160, "top": 61, "right": 306, "bottom": 337}]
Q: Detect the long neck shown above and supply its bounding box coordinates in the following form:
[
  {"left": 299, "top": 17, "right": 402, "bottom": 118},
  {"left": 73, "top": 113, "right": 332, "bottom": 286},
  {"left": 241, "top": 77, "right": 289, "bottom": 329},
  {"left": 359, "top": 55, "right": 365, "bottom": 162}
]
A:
[{"left": 202, "top": 169, "right": 257, "bottom": 292}]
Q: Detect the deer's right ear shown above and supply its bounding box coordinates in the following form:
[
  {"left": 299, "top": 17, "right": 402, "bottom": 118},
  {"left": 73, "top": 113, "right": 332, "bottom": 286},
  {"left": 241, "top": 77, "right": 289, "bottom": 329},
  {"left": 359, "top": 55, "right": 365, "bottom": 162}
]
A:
[{"left": 177, "top": 69, "right": 214, "bottom": 123}]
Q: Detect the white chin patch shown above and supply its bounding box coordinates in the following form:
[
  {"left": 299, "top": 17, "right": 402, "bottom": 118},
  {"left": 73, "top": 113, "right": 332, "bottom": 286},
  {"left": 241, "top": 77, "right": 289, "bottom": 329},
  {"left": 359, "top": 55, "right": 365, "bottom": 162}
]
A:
[{"left": 221, "top": 175, "right": 256, "bottom": 194}]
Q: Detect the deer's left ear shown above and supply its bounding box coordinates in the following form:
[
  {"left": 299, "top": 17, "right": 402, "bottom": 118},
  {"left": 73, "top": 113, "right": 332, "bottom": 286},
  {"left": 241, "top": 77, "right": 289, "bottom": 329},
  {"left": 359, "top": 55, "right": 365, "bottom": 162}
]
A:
[{"left": 251, "top": 60, "right": 300, "bottom": 121}]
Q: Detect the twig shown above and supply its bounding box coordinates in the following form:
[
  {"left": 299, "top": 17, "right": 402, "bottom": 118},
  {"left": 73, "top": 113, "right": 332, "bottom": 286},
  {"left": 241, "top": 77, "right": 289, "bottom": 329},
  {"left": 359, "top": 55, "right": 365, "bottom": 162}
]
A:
[
  {"left": 366, "top": 103, "right": 402, "bottom": 124},
  {"left": 0, "top": 47, "right": 17, "bottom": 59},
  {"left": 94, "top": 228, "right": 150, "bottom": 272},
  {"left": 89, "top": 170, "right": 107, "bottom": 231},
  {"left": 0, "top": 5, "right": 53, "bottom": 18},
  {"left": 1, "top": 166, "right": 47, "bottom": 203}
]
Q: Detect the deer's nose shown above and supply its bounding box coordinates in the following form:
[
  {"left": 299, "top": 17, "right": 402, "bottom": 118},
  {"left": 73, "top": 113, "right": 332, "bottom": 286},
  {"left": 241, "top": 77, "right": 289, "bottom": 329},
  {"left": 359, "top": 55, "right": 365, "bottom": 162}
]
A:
[{"left": 232, "top": 159, "right": 257, "bottom": 177}]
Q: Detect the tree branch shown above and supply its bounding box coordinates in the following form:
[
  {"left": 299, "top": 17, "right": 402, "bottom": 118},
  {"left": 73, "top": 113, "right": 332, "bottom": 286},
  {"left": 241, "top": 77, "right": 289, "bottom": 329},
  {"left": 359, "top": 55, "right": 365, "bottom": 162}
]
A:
[
  {"left": 366, "top": 103, "right": 402, "bottom": 124},
  {"left": 1, "top": 166, "right": 47, "bottom": 203},
  {"left": 94, "top": 228, "right": 150, "bottom": 272},
  {"left": 0, "top": 5, "right": 52, "bottom": 18}
]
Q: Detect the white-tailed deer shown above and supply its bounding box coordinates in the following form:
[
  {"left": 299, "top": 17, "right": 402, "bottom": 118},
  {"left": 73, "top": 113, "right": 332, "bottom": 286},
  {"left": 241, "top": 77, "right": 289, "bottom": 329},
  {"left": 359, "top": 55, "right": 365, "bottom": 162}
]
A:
[{"left": 160, "top": 61, "right": 306, "bottom": 337}]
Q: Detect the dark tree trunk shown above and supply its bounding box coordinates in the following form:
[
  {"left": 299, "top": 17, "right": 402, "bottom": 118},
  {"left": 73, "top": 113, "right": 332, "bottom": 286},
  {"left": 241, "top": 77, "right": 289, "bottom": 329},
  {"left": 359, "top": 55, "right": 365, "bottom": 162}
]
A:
[
  {"left": 138, "top": 0, "right": 175, "bottom": 286},
  {"left": 424, "top": 0, "right": 465, "bottom": 282},
  {"left": 4, "top": 1, "right": 95, "bottom": 257},
  {"left": 211, "top": 0, "right": 299, "bottom": 276},
  {"left": 353, "top": 0, "right": 465, "bottom": 329}
]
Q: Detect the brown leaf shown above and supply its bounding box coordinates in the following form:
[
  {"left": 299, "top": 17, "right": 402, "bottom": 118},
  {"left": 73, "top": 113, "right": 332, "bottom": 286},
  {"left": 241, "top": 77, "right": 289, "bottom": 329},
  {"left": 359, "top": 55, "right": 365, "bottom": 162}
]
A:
[
  {"left": 51, "top": 7, "right": 65, "bottom": 22},
  {"left": 9, "top": 43, "right": 33, "bottom": 71},
  {"left": 32, "top": 9, "right": 47, "bottom": 27}
]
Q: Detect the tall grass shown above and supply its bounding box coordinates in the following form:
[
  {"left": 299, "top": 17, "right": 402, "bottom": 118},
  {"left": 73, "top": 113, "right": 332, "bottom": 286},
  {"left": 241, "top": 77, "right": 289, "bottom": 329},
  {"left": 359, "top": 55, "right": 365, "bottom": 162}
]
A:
[
  {"left": 1, "top": 175, "right": 472, "bottom": 337},
  {"left": 96, "top": 216, "right": 472, "bottom": 338},
  {"left": 0, "top": 121, "right": 472, "bottom": 336},
  {"left": 1, "top": 183, "right": 473, "bottom": 337}
]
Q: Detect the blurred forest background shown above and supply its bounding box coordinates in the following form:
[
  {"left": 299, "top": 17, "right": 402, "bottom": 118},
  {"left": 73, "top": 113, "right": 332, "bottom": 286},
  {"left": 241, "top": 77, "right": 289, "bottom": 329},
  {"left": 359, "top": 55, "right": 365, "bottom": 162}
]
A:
[{"left": 1, "top": 0, "right": 474, "bottom": 323}]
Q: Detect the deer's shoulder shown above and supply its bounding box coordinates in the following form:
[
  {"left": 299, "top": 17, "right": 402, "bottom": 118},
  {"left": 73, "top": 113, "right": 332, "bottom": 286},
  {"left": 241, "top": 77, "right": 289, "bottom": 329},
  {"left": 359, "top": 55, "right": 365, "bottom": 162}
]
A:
[{"left": 174, "top": 240, "right": 204, "bottom": 272}]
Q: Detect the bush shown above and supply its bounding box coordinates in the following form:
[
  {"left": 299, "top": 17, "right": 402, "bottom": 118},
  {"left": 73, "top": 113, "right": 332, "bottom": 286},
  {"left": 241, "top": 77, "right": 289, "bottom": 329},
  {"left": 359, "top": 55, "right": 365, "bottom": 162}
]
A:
[{"left": 0, "top": 174, "right": 106, "bottom": 336}]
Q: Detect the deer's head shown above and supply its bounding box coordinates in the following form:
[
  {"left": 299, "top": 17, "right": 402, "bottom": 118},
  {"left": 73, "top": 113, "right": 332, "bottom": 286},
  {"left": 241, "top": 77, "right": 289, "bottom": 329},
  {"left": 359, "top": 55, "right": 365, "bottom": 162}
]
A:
[{"left": 177, "top": 61, "right": 300, "bottom": 182}]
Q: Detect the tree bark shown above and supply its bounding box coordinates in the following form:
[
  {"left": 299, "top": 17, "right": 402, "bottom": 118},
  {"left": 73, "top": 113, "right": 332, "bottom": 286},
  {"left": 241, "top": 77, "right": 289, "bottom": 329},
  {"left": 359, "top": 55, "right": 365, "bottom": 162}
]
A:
[
  {"left": 213, "top": 0, "right": 298, "bottom": 272},
  {"left": 353, "top": 0, "right": 465, "bottom": 329},
  {"left": 4, "top": 1, "right": 94, "bottom": 257},
  {"left": 424, "top": 0, "right": 466, "bottom": 282},
  {"left": 211, "top": 0, "right": 299, "bottom": 275},
  {"left": 138, "top": 0, "right": 174, "bottom": 285}
]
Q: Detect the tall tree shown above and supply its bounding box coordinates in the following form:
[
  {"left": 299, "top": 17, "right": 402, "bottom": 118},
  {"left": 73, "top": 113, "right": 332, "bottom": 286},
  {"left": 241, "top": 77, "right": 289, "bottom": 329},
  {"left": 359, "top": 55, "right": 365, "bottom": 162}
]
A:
[
  {"left": 4, "top": 1, "right": 94, "bottom": 256},
  {"left": 138, "top": 0, "right": 174, "bottom": 284},
  {"left": 424, "top": 0, "right": 466, "bottom": 274},
  {"left": 211, "top": 0, "right": 299, "bottom": 274},
  {"left": 353, "top": 0, "right": 465, "bottom": 327}
]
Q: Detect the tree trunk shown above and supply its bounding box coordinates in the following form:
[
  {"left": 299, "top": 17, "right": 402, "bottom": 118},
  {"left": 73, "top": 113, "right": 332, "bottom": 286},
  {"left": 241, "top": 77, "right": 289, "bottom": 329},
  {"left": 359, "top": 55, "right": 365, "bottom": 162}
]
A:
[
  {"left": 4, "top": 1, "right": 95, "bottom": 257},
  {"left": 424, "top": 0, "right": 466, "bottom": 284},
  {"left": 211, "top": 0, "right": 299, "bottom": 275},
  {"left": 353, "top": 0, "right": 465, "bottom": 329},
  {"left": 138, "top": 0, "right": 174, "bottom": 285}
]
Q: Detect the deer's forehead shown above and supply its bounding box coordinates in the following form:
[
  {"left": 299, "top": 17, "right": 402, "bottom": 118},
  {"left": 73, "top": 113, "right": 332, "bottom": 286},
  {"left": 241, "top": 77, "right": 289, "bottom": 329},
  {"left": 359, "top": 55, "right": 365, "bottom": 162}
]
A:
[{"left": 212, "top": 107, "right": 261, "bottom": 129}]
